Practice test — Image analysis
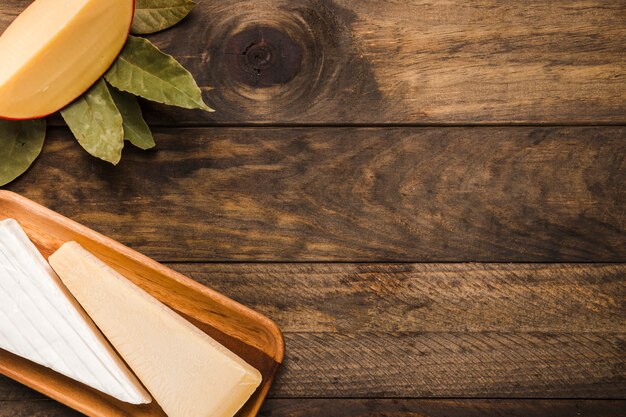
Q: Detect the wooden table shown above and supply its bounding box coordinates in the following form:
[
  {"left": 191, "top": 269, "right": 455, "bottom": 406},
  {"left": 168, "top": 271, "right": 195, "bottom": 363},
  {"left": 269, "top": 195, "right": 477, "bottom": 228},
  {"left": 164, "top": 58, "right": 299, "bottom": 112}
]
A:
[{"left": 1, "top": 1, "right": 625, "bottom": 416}]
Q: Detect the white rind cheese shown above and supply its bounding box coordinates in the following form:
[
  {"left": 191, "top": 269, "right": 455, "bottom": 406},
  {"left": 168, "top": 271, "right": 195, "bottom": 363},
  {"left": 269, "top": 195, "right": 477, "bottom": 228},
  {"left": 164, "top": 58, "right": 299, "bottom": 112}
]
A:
[
  {"left": 0, "top": 219, "right": 151, "bottom": 404},
  {"left": 50, "top": 241, "right": 262, "bottom": 417}
]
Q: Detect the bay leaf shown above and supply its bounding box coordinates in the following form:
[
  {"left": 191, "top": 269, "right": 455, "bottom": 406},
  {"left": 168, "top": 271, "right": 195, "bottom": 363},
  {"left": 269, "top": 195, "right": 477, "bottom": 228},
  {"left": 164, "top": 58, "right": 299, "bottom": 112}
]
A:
[
  {"left": 132, "top": 0, "right": 196, "bottom": 35},
  {"left": 105, "top": 36, "right": 213, "bottom": 112},
  {"left": 0, "top": 119, "right": 46, "bottom": 186},
  {"left": 61, "top": 79, "right": 124, "bottom": 165},
  {"left": 108, "top": 84, "right": 156, "bottom": 150}
]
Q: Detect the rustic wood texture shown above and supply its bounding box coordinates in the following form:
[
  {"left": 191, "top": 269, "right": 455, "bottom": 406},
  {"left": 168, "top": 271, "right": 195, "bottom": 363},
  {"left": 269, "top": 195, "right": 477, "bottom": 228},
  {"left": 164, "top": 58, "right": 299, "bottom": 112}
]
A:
[
  {"left": 3, "top": 330, "right": 625, "bottom": 398},
  {"left": 3, "top": 262, "right": 623, "bottom": 399},
  {"left": 174, "top": 263, "right": 625, "bottom": 333},
  {"left": 2, "top": 399, "right": 626, "bottom": 417},
  {"left": 276, "top": 331, "right": 624, "bottom": 397},
  {"left": 257, "top": 399, "right": 626, "bottom": 417},
  {"left": 1, "top": 1, "right": 624, "bottom": 416},
  {"left": 269, "top": 399, "right": 626, "bottom": 417},
  {"left": 2, "top": 329, "right": 625, "bottom": 398},
  {"left": 262, "top": 399, "right": 626, "bottom": 417},
  {"left": 155, "top": 263, "right": 626, "bottom": 398},
  {"left": 4, "top": 0, "right": 624, "bottom": 124},
  {"left": 7, "top": 126, "right": 625, "bottom": 262}
]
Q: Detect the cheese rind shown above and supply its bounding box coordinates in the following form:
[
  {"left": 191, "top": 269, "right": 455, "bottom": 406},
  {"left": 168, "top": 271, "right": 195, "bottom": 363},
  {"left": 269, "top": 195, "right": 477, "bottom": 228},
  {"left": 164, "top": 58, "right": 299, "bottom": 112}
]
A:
[
  {"left": 0, "top": 219, "right": 151, "bottom": 404},
  {"left": 0, "top": 0, "right": 134, "bottom": 119},
  {"left": 50, "top": 242, "right": 262, "bottom": 417}
]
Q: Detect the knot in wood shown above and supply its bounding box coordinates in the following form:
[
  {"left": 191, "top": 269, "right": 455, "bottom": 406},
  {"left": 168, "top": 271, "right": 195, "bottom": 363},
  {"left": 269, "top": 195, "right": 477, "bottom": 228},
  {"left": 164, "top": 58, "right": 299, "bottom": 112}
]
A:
[{"left": 225, "top": 26, "right": 302, "bottom": 87}]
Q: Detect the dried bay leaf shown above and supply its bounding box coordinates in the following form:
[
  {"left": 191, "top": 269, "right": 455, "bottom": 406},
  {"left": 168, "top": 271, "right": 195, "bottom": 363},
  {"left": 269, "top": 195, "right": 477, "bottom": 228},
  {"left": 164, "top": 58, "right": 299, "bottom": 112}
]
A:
[
  {"left": 105, "top": 36, "right": 213, "bottom": 112},
  {"left": 61, "top": 79, "right": 124, "bottom": 165},
  {"left": 132, "top": 0, "right": 196, "bottom": 35},
  {"left": 0, "top": 119, "right": 46, "bottom": 186},
  {"left": 108, "top": 84, "right": 155, "bottom": 150}
]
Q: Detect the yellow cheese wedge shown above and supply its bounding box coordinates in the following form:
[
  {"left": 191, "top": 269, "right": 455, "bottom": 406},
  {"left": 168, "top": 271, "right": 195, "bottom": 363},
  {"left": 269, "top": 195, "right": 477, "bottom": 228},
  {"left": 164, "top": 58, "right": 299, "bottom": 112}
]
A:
[
  {"left": 0, "top": 0, "right": 134, "bottom": 119},
  {"left": 49, "top": 242, "right": 262, "bottom": 417}
]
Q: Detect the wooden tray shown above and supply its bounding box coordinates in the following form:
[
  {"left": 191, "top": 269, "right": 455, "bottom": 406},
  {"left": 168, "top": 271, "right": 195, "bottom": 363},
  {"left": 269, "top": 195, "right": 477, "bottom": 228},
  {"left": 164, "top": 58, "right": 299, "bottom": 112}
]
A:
[{"left": 0, "top": 190, "right": 283, "bottom": 417}]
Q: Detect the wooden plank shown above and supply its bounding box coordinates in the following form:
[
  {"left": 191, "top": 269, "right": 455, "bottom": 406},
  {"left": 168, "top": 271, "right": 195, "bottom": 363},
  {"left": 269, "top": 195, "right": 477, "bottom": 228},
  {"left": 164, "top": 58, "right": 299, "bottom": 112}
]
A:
[
  {"left": 3, "top": 1, "right": 624, "bottom": 124},
  {"left": 262, "top": 399, "right": 626, "bottom": 417},
  {"left": 2, "top": 263, "right": 623, "bottom": 398},
  {"left": 259, "top": 399, "right": 626, "bottom": 417},
  {"left": 0, "top": 377, "right": 40, "bottom": 402},
  {"left": 10, "top": 332, "right": 618, "bottom": 398},
  {"left": 0, "top": 400, "right": 82, "bottom": 417},
  {"left": 176, "top": 263, "right": 626, "bottom": 398},
  {"left": 7, "top": 127, "right": 625, "bottom": 262},
  {"left": 257, "top": 399, "right": 626, "bottom": 417},
  {"left": 173, "top": 263, "right": 625, "bottom": 333},
  {"left": 273, "top": 331, "right": 624, "bottom": 397},
  {"left": 1, "top": 399, "right": 626, "bottom": 417}
]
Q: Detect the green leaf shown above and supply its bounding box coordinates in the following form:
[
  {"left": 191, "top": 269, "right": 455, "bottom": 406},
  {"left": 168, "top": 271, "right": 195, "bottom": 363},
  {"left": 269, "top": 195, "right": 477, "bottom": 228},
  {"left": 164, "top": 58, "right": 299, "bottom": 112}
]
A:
[
  {"left": 105, "top": 36, "right": 213, "bottom": 112},
  {"left": 61, "top": 79, "right": 124, "bottom": 165},
  {"left": 107, "top": 83, "right": 155, "bottom": 150},
  {"left": 131, "top": 0, "right": 196, "bottom": 35},
  {"left": 0, "top": 119, "right": 46, "bottom": 186}
]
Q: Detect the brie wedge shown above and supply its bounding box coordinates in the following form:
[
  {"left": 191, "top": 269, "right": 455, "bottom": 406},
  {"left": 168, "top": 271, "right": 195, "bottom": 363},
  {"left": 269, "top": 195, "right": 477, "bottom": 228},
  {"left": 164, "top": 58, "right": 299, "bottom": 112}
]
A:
[
  {"left": 50, "top": 242, "right": 262, "bottom": 417},
  {"left": 0, "top": 219, "right": 150, "bottom": 404}
]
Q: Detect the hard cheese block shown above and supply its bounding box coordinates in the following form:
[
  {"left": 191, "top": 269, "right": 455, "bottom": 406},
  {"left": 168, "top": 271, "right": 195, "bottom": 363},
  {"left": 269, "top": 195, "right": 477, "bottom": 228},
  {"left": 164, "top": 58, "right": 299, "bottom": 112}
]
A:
[
  {"left": 0, "top": 219, "right": 150, "bottom": 404},
  {"left": 50, "top": 242, "right": 262, "bottom": 417},
  {"left": 0, "top": 0, "right": 133, "bottom": 118}
]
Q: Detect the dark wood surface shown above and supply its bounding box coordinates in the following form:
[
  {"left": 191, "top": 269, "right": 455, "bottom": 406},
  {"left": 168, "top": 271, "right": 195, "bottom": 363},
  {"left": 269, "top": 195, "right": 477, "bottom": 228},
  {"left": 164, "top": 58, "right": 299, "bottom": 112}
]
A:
[
  {"left": 1, "top": 0, "right": 625, "bottom": 416},
  {"left": 1, "top": 399, "right": 626, "bottom": 417},
  {"left": 1, "top": 262, "right": 622, "bottom": 399},
  {"left": 3, "top": 0, "right": 626, "bottom": 125},
  {"left": 6, "top": 126, "right": 625, "bottom": 262}
]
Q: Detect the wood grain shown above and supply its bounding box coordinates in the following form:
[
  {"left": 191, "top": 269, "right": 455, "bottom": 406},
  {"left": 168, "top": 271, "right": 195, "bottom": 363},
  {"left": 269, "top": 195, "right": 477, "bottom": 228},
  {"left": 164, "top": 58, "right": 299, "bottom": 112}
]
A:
[
  {"left": 4, "top": 1, "right": 624, "bottom": 124},
  {"left": 2, "top": 399, "right": 626, "bottom": 417},
  {"left": 268, "top": 399, "right": 626, "bottom": 417},
  {"left": 274, "top": 331, "right": 624, "bottom": 397},
  {"left": 4, "top": 333, "right": 625, "bottom": 398},
  {"left": 7, "top": 126, "right": 625, "bottom": 262},
  {"left": 1, "top": 1, "right": 624, "bottom": 414},
  {"left": 4, "top": 330, "right": 624, "bottom": 397},
  {"left": 173, "top": 263, "right": 626, "bottom": 333},
  {"left": 0, "top": 376, "right": 37, "bottom": 402},
  {"left": 2, "top": 262, "right": 623, "bottom": 399},
  {"left": 257, "top": 399, "right": 626, "bottom": 417},
  {"left": 0, "top": 400, "right": 82, "bottom": 417},
  {"left": 175, "top": 263, "right": 626, "bottom": 398}
]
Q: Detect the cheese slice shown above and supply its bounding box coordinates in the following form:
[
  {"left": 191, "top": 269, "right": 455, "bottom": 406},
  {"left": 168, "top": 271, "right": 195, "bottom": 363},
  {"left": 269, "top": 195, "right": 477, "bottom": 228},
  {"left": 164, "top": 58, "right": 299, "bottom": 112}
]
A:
[
  {"left": 49, "top": 242, "right": 262, "bottom": 417},
  {"left": 0, "top": 219, "right": 150, "bottom": 404},
  {"left": 0, "top": 0, "right": 134, "bottom": 119}
]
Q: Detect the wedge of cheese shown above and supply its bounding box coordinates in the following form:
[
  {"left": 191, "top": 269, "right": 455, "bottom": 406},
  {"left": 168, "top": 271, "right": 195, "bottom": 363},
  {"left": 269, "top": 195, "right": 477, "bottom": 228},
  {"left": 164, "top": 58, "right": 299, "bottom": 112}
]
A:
[
  {"left": 50, "top": 242, "right": 262, "bottom": 417},
  {"left": 0, "top": 0, "right": 134, "bottom": 119},
  {"left": 0, "top": 219, "right": 150, "bottom": 404}
]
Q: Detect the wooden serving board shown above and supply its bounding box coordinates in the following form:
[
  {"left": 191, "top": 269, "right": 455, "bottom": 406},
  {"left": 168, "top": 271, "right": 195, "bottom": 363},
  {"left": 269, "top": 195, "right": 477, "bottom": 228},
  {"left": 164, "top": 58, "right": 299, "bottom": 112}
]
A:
[{"left": 0, "top": 190, "right": 283, "bottom": 417}]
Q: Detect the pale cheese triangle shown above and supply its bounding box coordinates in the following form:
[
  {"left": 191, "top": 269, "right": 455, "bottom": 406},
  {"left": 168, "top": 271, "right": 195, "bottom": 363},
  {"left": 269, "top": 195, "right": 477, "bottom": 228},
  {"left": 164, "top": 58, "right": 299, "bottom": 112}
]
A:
[
  {"left": 50, "top": 241, "right": 262, "bottom": 417},
  {"left": 0, "top": 219, "right": 151, "bottom": 404}
]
